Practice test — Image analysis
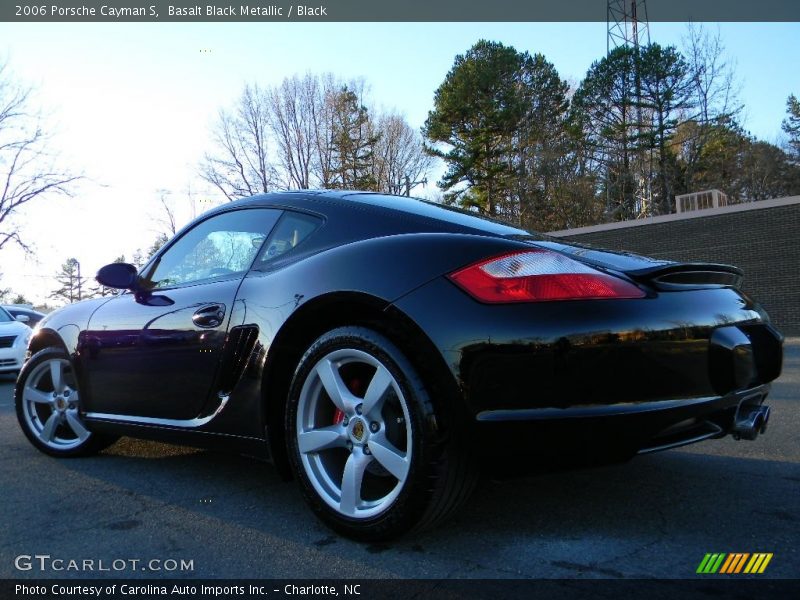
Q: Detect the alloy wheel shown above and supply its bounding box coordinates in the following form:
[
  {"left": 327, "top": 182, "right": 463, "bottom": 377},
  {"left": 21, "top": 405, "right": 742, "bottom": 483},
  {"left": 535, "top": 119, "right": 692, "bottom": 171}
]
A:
[
  {"left": 295, "top": 348, "right": 412, "bottom": 519},
  {"left": 20, "top": 357, "right": 91, "bottom": 451}
]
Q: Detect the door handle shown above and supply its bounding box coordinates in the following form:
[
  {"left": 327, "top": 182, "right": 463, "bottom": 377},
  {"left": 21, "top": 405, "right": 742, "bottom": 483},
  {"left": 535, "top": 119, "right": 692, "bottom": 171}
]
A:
[{"left": 192, "top": 304, "right": 226, "bottom": 328}]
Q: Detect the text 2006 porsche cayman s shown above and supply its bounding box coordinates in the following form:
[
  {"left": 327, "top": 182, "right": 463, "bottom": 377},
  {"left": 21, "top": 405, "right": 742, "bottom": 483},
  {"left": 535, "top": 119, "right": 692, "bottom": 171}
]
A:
[{"left": 16, "top": 191, "right": 783, "bottom": 539}]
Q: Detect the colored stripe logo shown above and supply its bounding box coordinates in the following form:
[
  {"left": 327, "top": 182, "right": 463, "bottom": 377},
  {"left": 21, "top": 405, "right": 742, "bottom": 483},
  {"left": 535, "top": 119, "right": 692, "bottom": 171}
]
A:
[{"left": 697, "top": 553, "right": 773, "bottom": 574}]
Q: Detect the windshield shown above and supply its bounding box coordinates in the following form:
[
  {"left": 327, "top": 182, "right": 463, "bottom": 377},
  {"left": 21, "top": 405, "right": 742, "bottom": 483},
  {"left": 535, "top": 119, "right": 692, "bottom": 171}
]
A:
[{"left": 0, "top": 307, "right": 13, "bottom": 323}]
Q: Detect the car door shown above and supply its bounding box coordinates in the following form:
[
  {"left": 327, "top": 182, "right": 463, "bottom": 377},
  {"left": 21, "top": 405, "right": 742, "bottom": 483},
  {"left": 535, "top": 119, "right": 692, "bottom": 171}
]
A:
[{"left": 80, "top": 208, "right": 282, "bottom": 421}]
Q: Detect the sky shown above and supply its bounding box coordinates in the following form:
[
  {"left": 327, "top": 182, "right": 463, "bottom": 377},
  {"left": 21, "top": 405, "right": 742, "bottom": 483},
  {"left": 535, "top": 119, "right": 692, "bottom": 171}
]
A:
[{"left": 0, "top": 21, "right": 798, "bottom": 306}]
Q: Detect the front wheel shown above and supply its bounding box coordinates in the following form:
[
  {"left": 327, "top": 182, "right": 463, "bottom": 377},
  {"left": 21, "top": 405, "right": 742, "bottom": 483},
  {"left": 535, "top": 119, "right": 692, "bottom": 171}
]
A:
[
  {"left": 286, "top": 326, "right": 475, "bottom": 540},
  {"left": 15, "top": 348, "right": 117, "bottom": 457}
]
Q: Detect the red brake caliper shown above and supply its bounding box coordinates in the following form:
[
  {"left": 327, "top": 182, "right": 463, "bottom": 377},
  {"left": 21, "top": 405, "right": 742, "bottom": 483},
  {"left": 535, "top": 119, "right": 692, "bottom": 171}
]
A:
[{"left": 332, "top": 377, "right": 363, "bottom": 425}]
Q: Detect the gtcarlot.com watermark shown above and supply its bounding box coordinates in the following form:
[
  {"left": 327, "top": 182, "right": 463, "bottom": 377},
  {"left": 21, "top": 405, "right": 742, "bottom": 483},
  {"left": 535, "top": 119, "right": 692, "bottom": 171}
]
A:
[{"left": 14, "top": 554, "right": 194, "bottom": 573}]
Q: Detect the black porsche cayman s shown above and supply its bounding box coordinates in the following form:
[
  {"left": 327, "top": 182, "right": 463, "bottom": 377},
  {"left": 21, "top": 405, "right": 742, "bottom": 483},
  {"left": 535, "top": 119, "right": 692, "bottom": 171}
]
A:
[{"left": 16, "top": 190, "right": 783, "bottom": 540}]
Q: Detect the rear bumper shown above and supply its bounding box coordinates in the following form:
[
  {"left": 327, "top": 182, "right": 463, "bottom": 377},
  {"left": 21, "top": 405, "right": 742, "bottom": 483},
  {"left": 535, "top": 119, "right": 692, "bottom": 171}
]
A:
[
  {"left": 392, "top": 278, "right": 783, "bottom": 460},
  {"left": 393, "top": 278, "right": 783, "bottom": 412},
  {"left": 475, "top": 383, "right": 771, "bottom": 456}
]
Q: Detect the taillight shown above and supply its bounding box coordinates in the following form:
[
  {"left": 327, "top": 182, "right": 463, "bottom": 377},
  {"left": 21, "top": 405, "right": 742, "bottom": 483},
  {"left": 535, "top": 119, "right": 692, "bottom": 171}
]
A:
[{"left": 448, "top": 249, "right": 645, "bottom": 303}]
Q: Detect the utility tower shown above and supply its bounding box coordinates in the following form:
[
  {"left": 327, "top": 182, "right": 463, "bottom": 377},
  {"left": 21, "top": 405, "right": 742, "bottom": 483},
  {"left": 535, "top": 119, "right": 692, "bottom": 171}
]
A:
[
  {"left": 607, "top": 0, "right": 653, "bottom": 218},
  {"left": 607, "top": 0, "right": 650, "bottom": 54}
]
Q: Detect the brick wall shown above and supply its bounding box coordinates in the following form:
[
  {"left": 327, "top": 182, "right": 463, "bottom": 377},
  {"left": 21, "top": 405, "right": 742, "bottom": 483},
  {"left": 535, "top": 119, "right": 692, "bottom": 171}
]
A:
[{"left": 550, "top": 197, "right": 800, "bottom": 335}]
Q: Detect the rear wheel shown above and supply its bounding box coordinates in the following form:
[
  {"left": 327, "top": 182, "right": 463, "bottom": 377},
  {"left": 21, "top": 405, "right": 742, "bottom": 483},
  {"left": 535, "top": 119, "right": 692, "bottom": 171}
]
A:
[
  {"left": 286, "top": 326, "right": 475, "bottom": 540},
  {"left": 15, "top": 348, "right": 117, "bottom": 457}
]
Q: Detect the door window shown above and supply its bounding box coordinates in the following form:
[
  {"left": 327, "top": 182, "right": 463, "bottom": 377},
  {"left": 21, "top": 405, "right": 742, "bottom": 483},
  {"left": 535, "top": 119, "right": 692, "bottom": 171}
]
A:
[{"left": 144, "top": 209, "right": 281, "bottom": 289}]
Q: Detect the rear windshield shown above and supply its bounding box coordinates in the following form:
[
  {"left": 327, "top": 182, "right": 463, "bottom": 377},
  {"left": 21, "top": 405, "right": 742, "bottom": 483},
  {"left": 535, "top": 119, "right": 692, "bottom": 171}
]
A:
[{"left": 342, "top": 193, "right": 533, "bottom": 237}]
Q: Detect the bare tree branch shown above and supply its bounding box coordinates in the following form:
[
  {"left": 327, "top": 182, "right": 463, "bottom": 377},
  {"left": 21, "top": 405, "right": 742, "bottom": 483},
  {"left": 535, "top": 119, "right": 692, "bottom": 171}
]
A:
[
  {"left": 371, "top": 112, "right": 432, "bottom": 195},
  {"left": 0, "top": 61, "right": 82, "bottom": 253},
  {"left": 200, "top": 84, "right": 276, "bottom": 201}
]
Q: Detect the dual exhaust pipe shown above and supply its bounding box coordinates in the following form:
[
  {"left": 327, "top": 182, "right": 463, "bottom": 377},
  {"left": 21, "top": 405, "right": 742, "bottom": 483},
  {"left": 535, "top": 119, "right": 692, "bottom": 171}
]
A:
[{"left": 732, "top": 405, "right": 771, "bottom": 441}]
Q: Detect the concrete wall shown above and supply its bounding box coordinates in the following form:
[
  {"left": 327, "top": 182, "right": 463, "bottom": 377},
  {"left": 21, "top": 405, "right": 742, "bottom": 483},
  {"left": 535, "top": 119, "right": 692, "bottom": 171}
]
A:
[{"left": 548, "top": 196, "right": 800, "bottom": 335}]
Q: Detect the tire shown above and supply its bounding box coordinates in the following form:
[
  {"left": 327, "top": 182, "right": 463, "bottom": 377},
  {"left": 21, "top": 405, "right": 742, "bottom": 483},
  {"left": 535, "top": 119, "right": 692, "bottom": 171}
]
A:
[
  {"left": 286, "top": 326, "right": 476, "bottom": 541},
  {"left": 15, "top": 348, "right": 118, "bottom": 457}
]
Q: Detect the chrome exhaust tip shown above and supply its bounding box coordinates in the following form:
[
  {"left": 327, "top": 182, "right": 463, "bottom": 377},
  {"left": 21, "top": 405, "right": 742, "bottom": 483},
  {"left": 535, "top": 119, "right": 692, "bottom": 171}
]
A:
[{"left": 732, "top": 405, "right": 770, "bottom": 441}]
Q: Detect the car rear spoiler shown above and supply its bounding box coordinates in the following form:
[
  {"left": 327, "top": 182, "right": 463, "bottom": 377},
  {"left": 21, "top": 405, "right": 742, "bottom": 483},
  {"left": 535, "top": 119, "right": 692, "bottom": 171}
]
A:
[{"left": 625, "top": 263, "right": 744, "bottom": 291}]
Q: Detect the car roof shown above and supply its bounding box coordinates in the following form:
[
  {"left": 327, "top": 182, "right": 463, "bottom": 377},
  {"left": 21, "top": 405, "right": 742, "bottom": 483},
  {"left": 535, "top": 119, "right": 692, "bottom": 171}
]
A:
[
  {"left": 2, "top": 306, "right": 44, "bottom": 316},
  {"left": 3, "top": 305, "right": 36, "bottom": 311},
  {"left": 228, "top": 190, "right": 531, "bottom": 238}
]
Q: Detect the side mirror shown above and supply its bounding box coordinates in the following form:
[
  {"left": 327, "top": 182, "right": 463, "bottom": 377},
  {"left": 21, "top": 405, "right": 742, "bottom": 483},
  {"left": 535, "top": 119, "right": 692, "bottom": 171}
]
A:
[
  {"left": 15, "top": 314, "right": 30, "bottom": 323},
  {"left": 96, "top": 262, "right": 139, "bottom": 290}
]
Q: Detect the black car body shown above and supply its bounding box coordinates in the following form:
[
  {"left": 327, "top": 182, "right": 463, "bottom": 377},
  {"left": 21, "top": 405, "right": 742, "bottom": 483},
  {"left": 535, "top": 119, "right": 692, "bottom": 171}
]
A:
[{"left": 16, "top": 190, "right": 783, "bottom": 539}]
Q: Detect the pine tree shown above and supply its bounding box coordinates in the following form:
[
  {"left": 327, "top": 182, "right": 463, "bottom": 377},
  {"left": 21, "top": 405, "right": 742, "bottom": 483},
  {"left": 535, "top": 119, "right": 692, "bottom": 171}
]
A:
[
  {"left": 782, "top": 94, "right": 800, "bottom": 162},
  {"left": 49, "top": 258, "right": 84, "bottom": 304},
  {"left": 423, "top": 40, "right": 528, "bottom": 216},
  {"left": 329, "top": 86, "right": 379, "bottom": 190}
]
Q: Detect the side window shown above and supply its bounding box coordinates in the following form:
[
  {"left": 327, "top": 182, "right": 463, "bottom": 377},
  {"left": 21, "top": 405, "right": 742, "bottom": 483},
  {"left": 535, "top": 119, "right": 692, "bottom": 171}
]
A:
[
  {"left": 257, "top": 211, "right": 322, "bottom": 266},
  {"left": 144, "top": 209, "right": 281, "bottom": 289}
]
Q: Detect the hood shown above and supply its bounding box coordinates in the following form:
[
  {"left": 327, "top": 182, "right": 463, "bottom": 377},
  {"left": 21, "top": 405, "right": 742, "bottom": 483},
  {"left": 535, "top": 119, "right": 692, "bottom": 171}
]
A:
[{"left": 0, "top": 319, "right": 32, "bottom": 337}]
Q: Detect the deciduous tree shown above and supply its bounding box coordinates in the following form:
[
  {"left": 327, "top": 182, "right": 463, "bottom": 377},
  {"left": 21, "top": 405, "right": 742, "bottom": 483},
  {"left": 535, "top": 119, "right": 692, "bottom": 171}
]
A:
[
  {"left": 0, "top": 61, "right": 81, "bottom": 252},
  {"left": 200, "top": 84, "right": 276, "bottom": 200},
  {"left": 370, "top": 112, "right": 433, "bottom": 196},
  {"left": 678, "top": 25, "right": 742, "bottom": 195}
]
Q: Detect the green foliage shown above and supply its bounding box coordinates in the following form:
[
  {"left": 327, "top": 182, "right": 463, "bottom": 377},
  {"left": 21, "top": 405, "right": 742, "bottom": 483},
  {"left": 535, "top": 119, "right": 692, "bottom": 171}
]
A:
[
  {"left": 570, "top": 46, "right": 641, "bottom": 219},
  {"left": 196, "top": 37, "right": 796, "bottom": 236},
  {"left": 329, "top": 86, "right": 379, "bottom": 190},
  {"left": 423, "top": 40, "right": 530, "bottom": 215},
  {"left": 674, "top": 118, "right": 800, "bottom": 201},
  {"left": 423, "top": 40, "right": 595, "bottom": 230},
  {"left": 690, "top": 117, "right": 750, "bottom": 192},
  {"left": 571, "top": 44, "right": 697, "bottom": 218},
  {"left": 738, "top": 140, "right": 800, "bottom": 201},
  {"left": 783, "top": 94, "right": 800, "bottom": 161},
  {"left": 147, "top": 233, "right": 169, "bottom": 259},
  {"left": 639, "top": 44, "right": 695, "bottom": 214},
  {"left": 49, "top": 258, "right": 84, "bottom": 304},
  {"left": 424, "top": 38, "right": 796, "bottom": 227}
]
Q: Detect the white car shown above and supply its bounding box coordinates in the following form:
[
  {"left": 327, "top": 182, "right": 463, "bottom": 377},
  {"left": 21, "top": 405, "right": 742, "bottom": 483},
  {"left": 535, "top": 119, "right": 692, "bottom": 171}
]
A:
[{"left": 0, "top": 306, "right": 32, "bottom": 375}]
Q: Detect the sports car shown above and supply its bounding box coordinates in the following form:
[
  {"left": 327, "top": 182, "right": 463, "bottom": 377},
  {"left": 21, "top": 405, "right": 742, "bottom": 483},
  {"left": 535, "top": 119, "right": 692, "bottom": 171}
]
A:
[{"left": 15, "top": 190, "right": 783, "bottom": 540}]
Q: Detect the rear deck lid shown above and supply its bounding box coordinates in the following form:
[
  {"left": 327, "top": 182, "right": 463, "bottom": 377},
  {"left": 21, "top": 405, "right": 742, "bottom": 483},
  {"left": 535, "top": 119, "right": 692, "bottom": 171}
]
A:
[{"left": 527, "top": 240, "right": 743, "bottom": 290}]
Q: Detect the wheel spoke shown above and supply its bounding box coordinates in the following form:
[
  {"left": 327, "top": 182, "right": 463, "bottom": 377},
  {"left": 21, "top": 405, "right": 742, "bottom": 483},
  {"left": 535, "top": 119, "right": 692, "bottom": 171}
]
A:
[
  {"left": 298, "top": 425, "right": 346, "bottom": 454},
  {"left": 361, "top": 365, "right": 394, "bottom": 416},
  {"left": 41, "top": 412, "right": 61, "bottom": 442},
  {"left": 369, "top": 432, "right": 410, "bottom": 481},
  {"left": 49, "top": 360, "right": 64, "bottom": 394},
  {"left": 65, "top": 410, "right": 90, "bottom": 442},
  {"left": 24, "top": 386, "right": 52, "bottom": 405},
  {"left": 316, "top": 359, "right": 355, "bottom": 413},
  {"left": 339, "top": 449, "right": 372, "bottom": 516}
]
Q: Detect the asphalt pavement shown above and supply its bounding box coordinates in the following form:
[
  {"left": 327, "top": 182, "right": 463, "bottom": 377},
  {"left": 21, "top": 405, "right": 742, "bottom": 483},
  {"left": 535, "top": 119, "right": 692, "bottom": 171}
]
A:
[{"left": 0, "top": 342, "right": 798, "bottom": 580}]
